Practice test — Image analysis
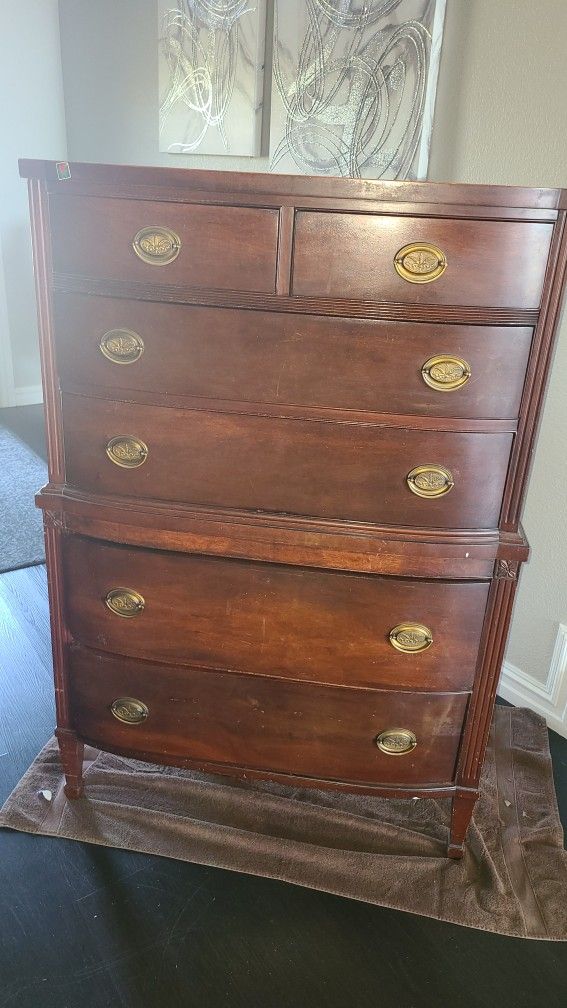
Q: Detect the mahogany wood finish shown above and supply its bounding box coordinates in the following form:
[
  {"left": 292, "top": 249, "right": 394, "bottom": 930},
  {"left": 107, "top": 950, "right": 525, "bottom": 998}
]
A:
[
  {"left": 61, "top": 393, "right": 514, "bottom": 528},
  {"left": 62, "top": 536, "right": 490, "bottom": 691},
  {"left": 49, "top": 194, "right": 279, "bottom": 293},
  {"left": 292, "top": 211, "right": 554, "bottom": 307},
  {"left": 67, "top": 647, "right": 468, "bottom": 788},
  {"left": 21, "top": 158, "right": 567, "bottom": 860},
  {"left": 55, "top": 295, "right": 533, "bottom": 420}
]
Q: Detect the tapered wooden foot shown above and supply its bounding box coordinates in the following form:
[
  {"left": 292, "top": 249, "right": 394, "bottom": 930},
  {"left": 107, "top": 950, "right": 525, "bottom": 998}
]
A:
[
  {"left": 447, "top": 787, "right": 478, "bottom": 858},
  {"left": 56, "top": 728, "right": 85, "bottom": 799},
  {"left": 447, "top": 842, "right": 465, "bottom": 860}
]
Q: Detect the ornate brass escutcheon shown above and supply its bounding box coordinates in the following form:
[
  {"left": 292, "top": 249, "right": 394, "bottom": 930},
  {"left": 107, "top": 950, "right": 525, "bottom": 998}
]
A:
[
  {"left": 106, "top": 435, "right": 148, "bottom": 468},
  {"left": 394, "top": 242, "right": 447, "bottom": 283},
  {"left": 375, "top": 729, "right": 417, "bottom": 756},
  {"left": 421, "top": 354, "right": 471, "bottom": 391},
  {"left": 105, "top": 587, "right": 145, "bottom": 618},
  {"left": 132, "top": 226, "right": 181, "bottom": 265},
  {"left": 99, "top": 328, "right": 145, "bottom": 364},
  {"left": 110, "top": 697, "right": 149, "bottom": 725},
  {"left": 406, "top": 464, "right": 454, "bottom": 498},
  {"left": 389, "top": 623, "right": 433, "bottom": 653}
]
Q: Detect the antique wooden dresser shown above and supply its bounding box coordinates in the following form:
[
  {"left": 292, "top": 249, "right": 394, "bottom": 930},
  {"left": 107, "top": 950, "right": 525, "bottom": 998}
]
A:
[{"left": 20, "top": 159, "right": 567, "bottom": 857}]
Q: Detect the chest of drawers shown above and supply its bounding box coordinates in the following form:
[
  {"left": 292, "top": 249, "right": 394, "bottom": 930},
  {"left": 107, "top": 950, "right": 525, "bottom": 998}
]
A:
[{"left": 21, "top": 159, "right": 567, "bottom": 858}]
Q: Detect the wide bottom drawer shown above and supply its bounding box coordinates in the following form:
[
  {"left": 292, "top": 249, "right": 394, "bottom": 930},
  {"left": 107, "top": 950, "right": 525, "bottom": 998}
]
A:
[{"left": 68, "top": 648, "right": 469, "bottom": 787}]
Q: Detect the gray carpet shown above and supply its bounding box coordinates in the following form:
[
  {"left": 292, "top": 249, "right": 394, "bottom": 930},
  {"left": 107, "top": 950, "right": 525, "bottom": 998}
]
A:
[{"left": 0, "top": 425, "right": 47, "bottom": 573}]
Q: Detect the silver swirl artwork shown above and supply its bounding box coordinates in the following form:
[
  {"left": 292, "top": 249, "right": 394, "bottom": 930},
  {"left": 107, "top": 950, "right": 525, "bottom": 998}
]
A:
[
  {"left": 159, "top": 1, "right": 267, "bottom": 156},
  {"left": 270, "top": 0, "right": 446, "bottom": 178}
]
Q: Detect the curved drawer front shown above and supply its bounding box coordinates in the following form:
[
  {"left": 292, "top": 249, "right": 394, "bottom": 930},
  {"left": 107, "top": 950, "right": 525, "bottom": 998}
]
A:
[
  {"left": 55, "top": 294, "right": 533, "bottom": 420},
  {"left": 292, "top": 211, "right": 553, "bottom": 308},
  {"left": 62, "top": 537, "right": 490, "bottom": 691},
  {"left": 49, "top": 194, "right": 279, "bottom": 293},
  {"left": 68, "top": 647, "right": 468, "bottom": 787},
  {"left": 62, "top": 394, "right": 513, "bottom": 529}
]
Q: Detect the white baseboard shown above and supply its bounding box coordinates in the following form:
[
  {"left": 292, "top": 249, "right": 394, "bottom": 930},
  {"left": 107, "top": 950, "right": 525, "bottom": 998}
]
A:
[
  {"left": 498, "top": 623, "right": 567, "bottom": 738},
  {"left": 13, "top": 384, "right": 43, "bottom": 407}
]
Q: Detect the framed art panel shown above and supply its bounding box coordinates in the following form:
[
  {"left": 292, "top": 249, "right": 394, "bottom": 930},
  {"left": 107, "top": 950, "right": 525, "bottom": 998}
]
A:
[{"left": 269, "top": 0, "right": 446, "bottom": 178}]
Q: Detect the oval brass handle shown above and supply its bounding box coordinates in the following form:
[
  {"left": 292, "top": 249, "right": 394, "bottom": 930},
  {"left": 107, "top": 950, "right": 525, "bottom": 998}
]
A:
[
  {"left": 394, "top": 242, "right": 447, "bottom": 284},
  {"left": 132, "top": 226, "right": 181, "bottom": 266},
  {"left": 100, "top": 328, "right": 144, "bottom": 364},
  {"left": 389, "top": 623, "right": 433, "bottom": 653},
  {"left": 105, "top": 588, "right": 145, "bottom": 618},
  {"left": 111, "top": 697, "right": 149, "bottom": 725},
  {"left": 406, "top": 464, "right": 454, "bottom": 498},
  {"left": 106, "top": 436, "right": 148, "bottom": 469},
  {"left": 422, "top": 355, "right": 471, "bottom": 391},
  {"left": 375, "top": 729, "right": 417, "bottom": 756}
]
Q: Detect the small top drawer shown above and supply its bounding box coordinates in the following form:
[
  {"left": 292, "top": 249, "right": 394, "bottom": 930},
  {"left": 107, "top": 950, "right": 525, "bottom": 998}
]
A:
[
  {"left": 292, "top": 211, "right": 553, "bottom": 308},
  {"left": 49, "top": 194, "right": 279, "bottom": 293}
]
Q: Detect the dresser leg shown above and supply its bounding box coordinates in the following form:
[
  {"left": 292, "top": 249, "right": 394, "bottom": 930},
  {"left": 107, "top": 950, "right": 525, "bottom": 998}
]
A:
[
  {"left": 447, "top": 787, "right": 478, "bottom": 858},
  {"left": 56, "top": 728, "right": 85, "bottom": 799}
]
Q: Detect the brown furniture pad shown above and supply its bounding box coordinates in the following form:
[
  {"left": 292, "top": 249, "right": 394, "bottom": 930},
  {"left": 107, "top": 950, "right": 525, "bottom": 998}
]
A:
[{"left": 1, "top": 706, "right": 566, "bottom": 940}]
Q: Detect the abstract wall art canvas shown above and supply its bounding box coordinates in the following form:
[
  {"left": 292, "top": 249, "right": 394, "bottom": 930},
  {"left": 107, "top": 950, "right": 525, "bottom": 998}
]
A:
[
  {"left": 270, "top": 0, "right": 446, "bottom": 178},
  {"left": 159, "top": 1, "right": 267, "bottom": 156}
]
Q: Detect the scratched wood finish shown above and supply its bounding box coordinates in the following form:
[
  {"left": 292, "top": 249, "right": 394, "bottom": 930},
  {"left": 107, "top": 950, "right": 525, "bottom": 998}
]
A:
[
  {"left": 293, "top": 212, "right": 553, "bottom": 308},
  {"left": 19, "top": 157, "right": 564, "bottom": 210},
  {"left": 20, "top": 159, "right": 567, "bottom": 857},
  {"left": 62, "top": 536, "right": 490, "bottom": 691},
  {"left": 54, "top": 294, "right": 533, "bottom": 420},
  {"left": 49, "top": 194, "right": 279, "bottom": 293},
  {"left": 67, "top": 647, "right": 468, "bottom": 788},
  {"left": 62, "top": 393, "right": 513, "bottom": 529},
  {"left": 39, "top": 487, "right": 529, "bottom": 581}
]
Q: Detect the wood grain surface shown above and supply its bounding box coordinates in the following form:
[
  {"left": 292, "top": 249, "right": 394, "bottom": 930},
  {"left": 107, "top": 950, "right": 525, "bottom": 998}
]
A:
[
  {"left": 49, "top": 194, "right": 279, "bottom": 293},
  {"left": 62, "top": 536, "right": 490, "bottom": 691},
  {"left": 292, "top": 212, "right": 553, "bottom": 308},
  {"left": 54, "top": 294, "right": 533, "bottom": 420},
  {"left": 68, "top": 646, "right": 469, "bottom": 787},
  {"left": 61, "top": 393, "right": 514, "bottom": 529}
]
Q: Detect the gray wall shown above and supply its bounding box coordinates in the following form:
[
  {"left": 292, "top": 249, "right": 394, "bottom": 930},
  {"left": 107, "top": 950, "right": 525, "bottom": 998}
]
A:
[
  {"left": 428, "top": 0, "right": 567, "bottom": 687},
  {"left": 57, "top": 0, "right": 567, "bottom": 688},
  {"left": 59, "top": 0, "right": 274, "bottom": 172},
  {"left": 0, "top": 0, "right": 67, "bottom": 399}
]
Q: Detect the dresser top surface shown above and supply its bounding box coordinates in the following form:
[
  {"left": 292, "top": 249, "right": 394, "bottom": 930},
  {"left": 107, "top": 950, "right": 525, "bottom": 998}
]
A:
[{"left": 19, "top": 158, "right": 566, "bottom": 212}]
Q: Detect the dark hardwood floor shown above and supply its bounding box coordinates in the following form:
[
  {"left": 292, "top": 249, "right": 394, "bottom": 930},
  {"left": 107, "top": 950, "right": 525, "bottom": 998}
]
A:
[{"left": 1, "top": 407, "right": 566, "bottom": 1007}]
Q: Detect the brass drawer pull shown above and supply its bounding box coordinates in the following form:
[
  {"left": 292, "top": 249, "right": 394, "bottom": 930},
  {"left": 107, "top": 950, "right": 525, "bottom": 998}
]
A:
[
  {"left": 375, "top": 729, "right": 417, "bottom": 756},
  {"left": 422, "top": 355, "right": 471, "bottom": 391},
  {"left": 106, "top": 435, "right": 148, "bottom": 469},
  {"left": 100, "top": 328, "right": 144, "bottom": 364},
  {"left": 105, "top": 588, "right": 145, "bottom": 618},
  {"left": 132, "top": 226, "right": 181, "bottom": 266},
  {"left": 111, "top": 697, "right": 149, "bottom": 725},
  {"left": 406, "top": 464, "right": 454, "bottom": 498},
  {"left": 394, "top": 242, "right": 447, "bottom": 284},
  {"left": 389, "top": 623, "right": 433, "bottom": 653}
]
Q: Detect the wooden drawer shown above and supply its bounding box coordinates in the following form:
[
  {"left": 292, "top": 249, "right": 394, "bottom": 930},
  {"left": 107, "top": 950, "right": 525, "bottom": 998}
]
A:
[
  {"left": 55, "top": 294, "right": 533, "bottom": 420},
  {"left": 49, "top": 194, "right": 278, "bottom": 293},
  {"left": 68, "top": 647, "right": 468, "bottom": 787},
  {"left": 292, "top": 211, "right": 553, "bottom": 308},
  {"left": 62, "top": 537, "right": 490, "bottom": 691},
  {"left": 62, "top": 393, "right": 513, "bottom": 529}
]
